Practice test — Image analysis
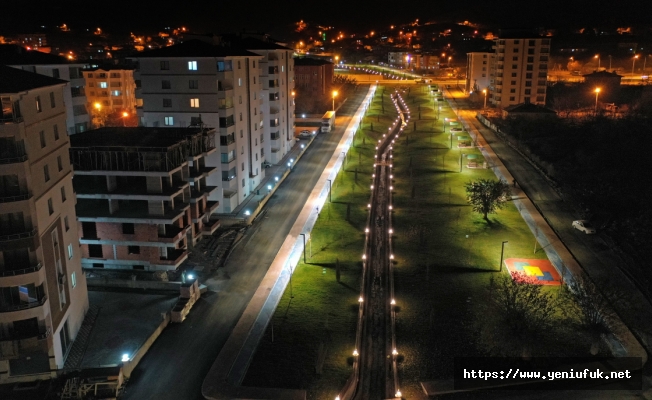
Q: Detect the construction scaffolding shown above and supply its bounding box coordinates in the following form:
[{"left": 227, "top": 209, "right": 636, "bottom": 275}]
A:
[{"left": 59, "top": 366, "right": 124, "bottom": 399}]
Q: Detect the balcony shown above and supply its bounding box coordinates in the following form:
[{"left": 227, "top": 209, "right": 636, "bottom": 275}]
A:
[
  {"left": 0, "top": 151, "right": 28, "bottom": 166},
  {"left": 187, "top": 166, "right": 217, "bottom": 182},
  {"left": 220, "top": 135, "right": 235, "bottom": 146},
  {"left": 76, "top": 199, "right": 190, "bottom": 224},
  {"left": 158, "top": 224, "right": 190, "bottom": 243},
  {"left": 0, "top": 263, "right": 42, "bottom": 278},
  {"left": 0, "top": 327, "right": 51, "bottom": 358},
  {"left": 0, "top": 192, "right": 31, "bottom": 204},
  {"left": 190, "top": 186, "right": 218, "bottom": 201},
  {"left": 0, "top": 229, "right": 39, "bottom": 251},
  {"left": 0, "top": 114, "right": 23, "bottom": 124},
  {"left": 202, "top": 217, "right": 220, "bottom": 235},
  {"left": 158, "top": 249, "right": 188, "bottom": 267},
  {"left": 0, "top": 295, "right": 47, "bottom": 313}
]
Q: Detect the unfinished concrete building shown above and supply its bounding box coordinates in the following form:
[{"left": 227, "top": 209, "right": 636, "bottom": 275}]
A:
[{"left": 69, "top": 127, "right": 219, "bottom": 272}]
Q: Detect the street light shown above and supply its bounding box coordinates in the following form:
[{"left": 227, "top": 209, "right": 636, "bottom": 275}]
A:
[
  {"left": 608, "top": 55, "right": 612, "bottom": 71},
  {"left": 499, "top": 241, "right": 508, "bottom": 272},
  {"left": 332, "top": 90, "right": 338, "bottom": 111},
  {"left": 482, "top": 89, "right": 487, "bottom": 109},
  {"left": 594, "top": 88, "right": 601, "bottom": 112},
  {"left": 122, "top": 111, "right": 129, "bottom": 127},
  {"left": 595, "top": 54, "right": 600, "bottom": 70},
  {"left": 632, "top": 55, "right": 639, "bottom": 76}
]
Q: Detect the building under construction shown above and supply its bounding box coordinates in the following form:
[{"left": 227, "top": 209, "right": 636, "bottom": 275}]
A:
[{"left": 69, "top": 127, "right": 219, "bottom": 272}]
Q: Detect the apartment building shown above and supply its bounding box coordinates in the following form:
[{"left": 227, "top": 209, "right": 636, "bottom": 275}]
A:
[
  {"left": 294, "top": 58, "right": 334, "bottom": 96},
  {"left": 83, "top": 65, "right": 137, "bottom": 114},
  {"left": 488, "top": 32, "right": 551, "bottom": 108},
  {"left": 465, "top": 52, "right": 492, "bottom": 94},
  {"left": 0, "top": 44, "right": 91, "bottom": 135},
  {"left": 69, "top": 127, "right": 219, "bottom": 272},
  {"left": 0, "top": 66, "right": 88, "bottom": 382},
  {"left": 130, "top": 36, "right": 295, "bottom": 213}
]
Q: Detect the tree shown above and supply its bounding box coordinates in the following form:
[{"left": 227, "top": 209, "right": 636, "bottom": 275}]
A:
[
  {"left": 465, "top": 179, "right": 511, "bottom": 221},
  {"left": 476, "top": 273, "right": 560, "bottom": 357}
]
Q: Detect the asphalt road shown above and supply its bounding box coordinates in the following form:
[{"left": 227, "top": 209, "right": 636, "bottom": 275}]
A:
[{"left": 122, "top": 87, "right": 370, "bottom": 400}]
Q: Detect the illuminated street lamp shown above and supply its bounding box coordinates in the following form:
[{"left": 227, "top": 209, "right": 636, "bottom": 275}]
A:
[
  {"left": 122, "top": 111, "right": 129, "bottom": 127},
  {"left": 594, "top": 88, "right": 601, "bottom": 112},
  {"left": 482, "top": 89, "right": 487, "bottom": 109},
  {"left": 632, "top": 55, "right": 639, "bottom": 76},
  {"left": 595, "top": 54, "right": 600, "bottom": 70},
  {"left": 332, "top": 90, "right": 338, "bottom": 111}
]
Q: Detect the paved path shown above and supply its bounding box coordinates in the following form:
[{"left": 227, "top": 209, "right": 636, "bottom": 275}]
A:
[{"left": 122, "top": 88, "right": 371, "bottom": 400}]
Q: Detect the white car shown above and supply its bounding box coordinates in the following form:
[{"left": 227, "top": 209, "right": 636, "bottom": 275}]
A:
[
  {"left": 298, "top": 130, "right": 315, "bottom": 139},
  {"left": 450, "top": 127, "right": 464, "bottom": 132},
  {"left": 572, "top": 220, "right": 596, "bottom": 234}
]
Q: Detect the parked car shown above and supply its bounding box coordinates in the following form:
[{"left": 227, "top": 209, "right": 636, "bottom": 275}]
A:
[
  {"left": 298, "top": 130, "right": 315, "bottom": 139},
  {"left": 450, "top": 127, "right": 464, "bottom": 132},
  {"left": 572, "top": 220, "right": 596, "bottom": 234}
]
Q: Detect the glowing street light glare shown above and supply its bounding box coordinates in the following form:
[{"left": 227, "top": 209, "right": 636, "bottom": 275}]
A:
[
  {"left": 353, "top": 349, "right": 359, "bottom": 356},
  {"left": 121, "top": 354, "right": 130, "bottom": 362},
  {"left": 392, "top": 348, "right": 398, "bottom": 355},
  {"left": 358, "top": 296, "right": 364, "bottom": 302},
  {"left": 391, "top": 299, "right": 396, "bottom": 305}
]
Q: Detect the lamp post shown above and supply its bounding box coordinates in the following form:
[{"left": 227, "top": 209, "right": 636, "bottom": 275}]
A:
[
  {"left": 299, "top": 233, "right": 307, "bottom": 263},
  {"left": 499, "top": 241, "right": 508, "bottom": 272},
  {"left": 482, "top": 89, "right": 487, "bottom": 109},
  {"left": 327, "top": 179, "right": 332, "bottom": 202},
  {"left": 632, "top": 55, "right": 639, "bottom": 76},
  {"left": 608, "top": 55, "right": 612, "bottom": 71},
  {"left": 644, "top": 55, "right": 649, "bottom": 73},
  {"left": 122, "top": 111, "right": 129, "bottom": 127},
  {"left": 595, "top": 54, "right": 600, "bottom": 70},
  {"left": 332, "top": 90, "right": 338, "bottom": 111},
  {"left": 594, "top": 88, "right": 601, "bottom": 112}
]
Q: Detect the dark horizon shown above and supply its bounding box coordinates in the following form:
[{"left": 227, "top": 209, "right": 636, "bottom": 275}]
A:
[{"left": 2, "top": 0, "right": 652, "bottom": 38}]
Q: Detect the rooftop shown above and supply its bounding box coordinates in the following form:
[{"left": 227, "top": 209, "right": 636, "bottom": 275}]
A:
[
  {"left": 294, "top": 57, "right": 334, "bottom": 66},
  {"left": 0, "top": 44, "right": 70, "bottom": 65},
  {"left": 69, "top": 127, "right": 209, "bottom": 150},
  {"left": 0, "top": 64, "right": 67, "bottom": 93},
  {"left": 83, "top": 64, "right": 136, "bottom": 72},
  {"left": 131, "top": 39, "right": 259, "bottom": 59}
]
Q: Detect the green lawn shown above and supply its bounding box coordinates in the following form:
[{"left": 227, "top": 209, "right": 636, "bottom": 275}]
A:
[{"left": 244, "top": 85, "right": 602, "bottom": 400}]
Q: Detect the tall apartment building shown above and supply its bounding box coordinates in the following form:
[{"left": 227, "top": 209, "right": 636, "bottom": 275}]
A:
[
  {"left": 130, "top": 36, "right": 295, "bottom": 213},
  {"left": 0, "top": 44, "right": 91, "bottom": 135},
  {"left": 294, "top": 58, "right": 334, "bottom": 96},
  {"left": 466, "top": 52, "right": 492, "bottom": 93},
  {"left": 488, "top": 32, "right": 551, "bottom": 108},
  {"left": 0, "top": 66, "right": 88, "bottom": 382},
  {"left": 83, "top": 65, "right": 137, "bottom": 114},
  {"left": 69, "top": 127, "right": 219, "bottom": 272}
]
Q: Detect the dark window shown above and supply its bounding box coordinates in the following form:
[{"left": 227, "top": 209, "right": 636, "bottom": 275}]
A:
[
  {"left": 122, "top": 223, "right": 135, "bottom": 234},
  {"left": 57, "top": 155, "right": 63, "bottom": 171},
  {"left": 61, "top": 186, "right": 66, "bottom": 202},
  {"left": 92, "top": 263, "right": 104, "bottom": 268},
  {"left": 162, "top": 80, "right": 171, "bottom": 89},
  {"left": 88, "top": 244, "right": 103, "bottom": 258},
  {"left": 160, "top": 61, "right": 170, "bottom": 70},
  {"left": 52, "top": 68, "right": 60, "bottom": 79},
  {"left": 189, "top": 80, "right": 199, "bottom": 89},
  {"left": 82, "top": 222, "right": 97, "bottom": 239},
  {"left": 128, "top": 245, "right": 140, "bottom": 254},
  {"left": 163, "top": 99, "right": 172, "bottom": 107},
  {"left": 40, "top": 131, "right": 46, "bottom": 148},
  {"left": 49, "top": 92, "right": 56, "bottom": 108},
  {"left": 47, "top": 198, "right": 54, "bottom": 215},
  {"left": 54, "top": 124, "right": 59, "bottom": 140},
  {"left": 133, "top": 265, "right": 145, "bottom": 270}
]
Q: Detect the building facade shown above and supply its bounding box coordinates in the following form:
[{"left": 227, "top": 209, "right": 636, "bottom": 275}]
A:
[
  {"left": 0, "top": 45, "right": 91, "bottom": 135},
  {"left": 466, "top": 52, "right": 492, "bottom": 94},
  {"left": 0, "top": 66, "right": 88, "bottom": 382},
  {"left": 83, "top": 66, "right": 137, "bottom": 115},
  {"left": 69, "top": 127, "right": 218, "bottom": 272},
  {"left": 488, "top": 33, "right": 551, "bottom": 108},
  {"left": 294, "top": 58, "right": 334, "bottom": 96},
  {"left": 130, "top": 37, "right": 295, "bottom": 214}
]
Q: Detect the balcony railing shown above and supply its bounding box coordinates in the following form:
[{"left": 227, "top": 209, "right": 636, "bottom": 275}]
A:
[
  {"left": 0, "top": 295, "right": 47, "bottom": 313},
  {"left": 0, "top": 229, "right": 37, "bottom": 242},
  {"left": 0, "top": 263, "right": 42, "bottom": 278},
  {"left": 0, "top": 192, "right": 30, "bottom": 203},
  {"left": 0, "top": 115, "right": 24, "bottom": 124}
]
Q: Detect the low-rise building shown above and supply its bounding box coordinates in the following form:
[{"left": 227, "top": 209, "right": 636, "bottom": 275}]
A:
[
  {"left": 83, "top": 65, "right": 137, "bottom": 114},
  {"left": 0, "top": 44, "right": 91, "bottom": 135},
  {"left": 0, "top": 66, "right": 88, "bottom": 382},
  {"left": 69, "top": 127, "right": 219, "bottom": 272}
]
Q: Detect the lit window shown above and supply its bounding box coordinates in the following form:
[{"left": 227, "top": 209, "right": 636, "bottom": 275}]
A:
[
  {"left": 164, "top": 116, "right": 174, "bottom": 126},
  {"left": 71, "top": 272, "right": 77, "bottom": 288},
  {"left": 188, "top": 61, "right": 198, "bottom": 70},
  {"left": 35, "top": 96, "right": 42, "bottom": 112},
  {"left": 99, "top": 82, "right": 108, "bottom": 88},
  {"left": 111, "top": 90, "right": 121, "bottom": 96},
  {"left": 68, "top": 244, "right": 73, "bottom": 259},
  {"left": 238, "top": 78, "right": 242, "bottom": 87},
  {"left": 190, "top": 98, "right": 200, "bottom": 108}
]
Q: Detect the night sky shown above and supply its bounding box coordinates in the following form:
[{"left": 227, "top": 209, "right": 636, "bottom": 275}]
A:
[{"left": 2, "top": 0, "right": 652, "bottom": 37}]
